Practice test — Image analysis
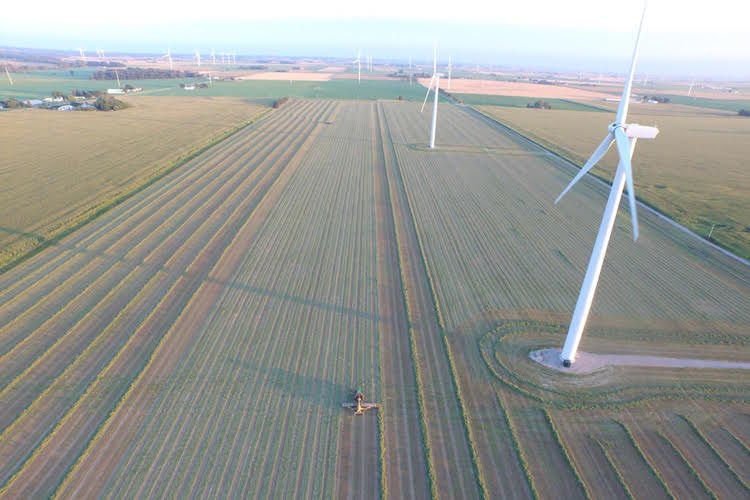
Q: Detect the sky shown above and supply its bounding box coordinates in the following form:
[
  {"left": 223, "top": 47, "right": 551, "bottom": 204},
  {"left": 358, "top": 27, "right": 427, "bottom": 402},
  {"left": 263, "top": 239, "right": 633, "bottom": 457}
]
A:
[{"left": 2, "top": 0, "right": 749, "bottom": 79}]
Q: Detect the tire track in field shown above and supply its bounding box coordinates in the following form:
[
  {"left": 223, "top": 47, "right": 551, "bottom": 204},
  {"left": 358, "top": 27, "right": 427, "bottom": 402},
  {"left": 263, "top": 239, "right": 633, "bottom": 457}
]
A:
[
  {"left": 380, "top": 103, "right": 482, "bottom": 498},
  {"left": 52, "top": 100, "right": 334, "bottom": 498},
  {"left": 0, "top": 100, "right": 331, "bottom": 498}
]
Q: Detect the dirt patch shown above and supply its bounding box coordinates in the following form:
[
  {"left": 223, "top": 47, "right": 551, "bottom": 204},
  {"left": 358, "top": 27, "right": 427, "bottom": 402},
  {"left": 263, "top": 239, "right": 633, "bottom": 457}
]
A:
[
  {"left": 239, "top": 72, "right": 332, "bottom": 81},
  {"left": 531, "top": 348, "right": 750, "bottom": 374},
  {"left": 430, "top": 78, "right": 611, "bottom": 101}
]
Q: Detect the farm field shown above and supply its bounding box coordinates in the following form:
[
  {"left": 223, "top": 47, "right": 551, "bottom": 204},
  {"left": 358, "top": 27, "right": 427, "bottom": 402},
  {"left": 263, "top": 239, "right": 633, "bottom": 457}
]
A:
[
  {"left": 0, "top": 70, "right": 426, "bottom": 101},
  {"left": 475, "top": 104, "right": 750, "bottom": 260},
  {"left": 0, "top": 97, "right": 748, "bottom": 498},
  {"left": 0, "top": 95, "right": 266, "bottom": 269}
]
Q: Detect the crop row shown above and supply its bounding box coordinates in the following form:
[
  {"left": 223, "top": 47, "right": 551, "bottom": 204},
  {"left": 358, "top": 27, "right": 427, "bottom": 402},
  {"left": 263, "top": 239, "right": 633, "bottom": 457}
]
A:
[
  {"left": 61, "top": 100, "right": 381, "bottom": 498},
  {"left": 372, "top": 102, "right": 429, "bottom": 500},
  {"left": 379, "top": 102, "right": 483, "bottom": 499},
  {"left": 0, "top": 100, "right": 338, "bottom": 497}
]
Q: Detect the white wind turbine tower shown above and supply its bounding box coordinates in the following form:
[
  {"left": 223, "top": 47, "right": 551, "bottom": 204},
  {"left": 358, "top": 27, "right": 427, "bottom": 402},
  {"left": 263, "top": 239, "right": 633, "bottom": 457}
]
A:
[
  {"left": 555, "top": 1, "right": 659, "bottom": 367},
  {"left": 687, "top": 77, "right": 695, "bottom": 97},
  {"left": 420, "top": 40, "right": 440, "bottom": 149},
  {"left": 447, "top": 55, "right": 452, "bottom": 90},
  {"left": 4, "top": 64, "right": 13, "bottom": 85},
  {"left": 163, "top": 48, "right": 173, "bottom": 71},
  {"left": 195, "top": 50, "right": 201, "bottom": 66},
  {"left": 353, "top": 50, "right": 361, "bottom": 84},
  {"left": 232, "top": 52, "right": 237, "bottom": 65},
  {"left": 78, "top": 48, "right": 86, "bottom": 61},
  {"left": 211, "top": 49, "right": 216, "bottom": 65},
  {"left": 114, "top": 67, "right": 121, "bottom": 88}
]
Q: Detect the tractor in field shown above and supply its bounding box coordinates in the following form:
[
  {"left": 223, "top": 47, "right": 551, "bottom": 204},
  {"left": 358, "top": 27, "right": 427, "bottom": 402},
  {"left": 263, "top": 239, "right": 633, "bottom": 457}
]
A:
[{"left": 342, "top": 387, "right": 377, "bottom": 416}]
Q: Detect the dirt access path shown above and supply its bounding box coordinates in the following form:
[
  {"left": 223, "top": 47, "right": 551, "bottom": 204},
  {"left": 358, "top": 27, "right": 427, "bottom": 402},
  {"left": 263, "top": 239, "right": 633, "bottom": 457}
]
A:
[{"left": 531, "top": 348, "right": 750, "bottom": 374}]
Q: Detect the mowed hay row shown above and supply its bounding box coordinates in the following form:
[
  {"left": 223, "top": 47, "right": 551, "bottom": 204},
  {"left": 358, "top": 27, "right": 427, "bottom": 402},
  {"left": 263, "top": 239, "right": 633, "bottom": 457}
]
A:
[
  {"left": 0, "top": 99, "right": 297, "bottom": 310},
  {"left": 550, "top": 410, "right": 633, "bottom": 500},
  {"left": 0, "top": 104, "right": 320, "bottom": 407},
  {"left": 620, "top": 409, "right": 716, "bottom": 499},
  {"left": 498, "top": 391, "right": 588, "bottom": 498},
  {"left": 381, "top": 102, "right": 750, "bottom": 340},
  {"left": 380, "top": 103, "right": 483, "bottom": 498},
  {"left": 0, "top": 101, "right": 323, "bottom": 436},
  {"left": 373, "top": 102, "right": 430, "bottom": 500},
  {"left": 476, "top": 105, "right": 750, "bottom": 259},
  {"left": 445, "top": 326, "right": 534, "bottom": 499},
  {"left": 0, "top": 97, "right": 266, "bottom": 257},
  {"left": 0, "top": 100, "right": 336, "bottom": 497},
  {"left": 59, "top": 101, "right": 380, "bottom": 499},
  {"left": 664, "top": 413, "right": 750, "bottom": 496}
]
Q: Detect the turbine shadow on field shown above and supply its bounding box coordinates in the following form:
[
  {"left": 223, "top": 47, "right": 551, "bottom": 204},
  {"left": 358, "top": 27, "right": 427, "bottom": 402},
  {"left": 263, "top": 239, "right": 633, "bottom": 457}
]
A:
[
  {"left": 208, "top": 277, "right": 378, "bottom": 324},
  {"left": 0, "top": 225, "right": 45, "bottom": 241}
]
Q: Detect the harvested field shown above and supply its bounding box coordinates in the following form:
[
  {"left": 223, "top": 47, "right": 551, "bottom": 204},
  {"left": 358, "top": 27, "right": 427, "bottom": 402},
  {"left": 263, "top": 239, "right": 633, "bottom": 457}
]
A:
[
  {"left": 0, "top": 96, "right": 266, "bottom": 268},
  {"left": 426, "top": 77, "right": 611, "bottom": 100},
  {"left": 239, "top": 72, "right": 333, "bottom": 81},
  {"left": 476, "top": 104, "right": 750, "bottom": 260},
  {"left": 0, "top": 96, "right": 748, "bottom": 498}
]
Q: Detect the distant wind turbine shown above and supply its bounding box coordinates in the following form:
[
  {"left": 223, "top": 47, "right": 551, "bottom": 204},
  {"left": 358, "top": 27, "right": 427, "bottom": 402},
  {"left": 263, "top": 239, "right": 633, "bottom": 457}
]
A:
[
  {"left": 353, "top": 50, "right": 361, "bottom": 84},
  {"left": 195, "top": 50, "right": 201, "bottom": 66},
  {"left": 78, "top": 48, "right": 86, "bottom": 61},
  {"left": 555, "top": 1, "right": 659, "bottom": 367},
  {"left": 114, "top": 67, "right": 121, "bottom": 87},
  {"left": 4, "top": 64, "right": 13, "bottom": 85},
  {"left": 447, "top": 55, "right": 452, "bottom": 90},
  {"left": 163, "top": 48, "right": 173, "bottom": 71},
  {"left": 211, "top": 48, "right": 216, "bottom": 65},
  {"left": 687, "top": 78, "right": 695, "bottom": 97},
  {"left": 420, "top": 40, "right": 441, "bottom": 149}
]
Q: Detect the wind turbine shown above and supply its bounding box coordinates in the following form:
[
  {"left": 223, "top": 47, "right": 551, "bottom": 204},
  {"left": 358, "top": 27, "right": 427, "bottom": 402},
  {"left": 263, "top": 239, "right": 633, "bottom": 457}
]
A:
[
  {"left": 447, "top": 55, "right": 452, "bottom": 90},
  {"left": 195, "top": 50, "right": 201, "bottom": 66},
  {"left": 420, "top": 40, "right": 440, "bottom": 149},
  {"left": 353, "top": 50, "right": 361, "bottom": 84},
  {"left": 4, "top": 64, "right": 13, "bottom": 85},
  {"left": 687, "top": 77, "right": 695, "bottom": 97},
  {"left": 114, "top": 67, "right": 121, "bottom": 87},
  {"left": 555, "top": 1, "right": 659, "bottom": 367},
  {"left": 211, "top": 48, "right": 216, "bottom": 65},
  {"left": 164, "top": 48, "right": 173, "bottom": 71},
  {"left": 232, "top": 52, "right": 237, "bottom": 65},
  {"left": 78, "top": 48, "right": 86, "bottom": 61}
]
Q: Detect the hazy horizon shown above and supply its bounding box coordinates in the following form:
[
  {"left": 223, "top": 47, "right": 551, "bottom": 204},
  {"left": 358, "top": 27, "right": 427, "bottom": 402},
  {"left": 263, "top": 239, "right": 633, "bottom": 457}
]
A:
[{"left": 2, "top": 0, "right": 750, "bottom": 80}]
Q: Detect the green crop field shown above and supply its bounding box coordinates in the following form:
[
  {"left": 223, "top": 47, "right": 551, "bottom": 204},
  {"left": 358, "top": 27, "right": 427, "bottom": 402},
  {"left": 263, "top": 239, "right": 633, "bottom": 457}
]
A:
[
  {"left": 0, "top": 98, "right": 748, "bottom": 498},
  {"left": 0, "top": 96, "right": 267, "bottom": 269},
  {"left": 476, "top": 104, "right": 750, "bottom": 260},
  {"left": 453, "top": 93, "right": 608, "bottom": 111},
  {"left": 0, "top": 70, "right": 426, "bottom": 101}
]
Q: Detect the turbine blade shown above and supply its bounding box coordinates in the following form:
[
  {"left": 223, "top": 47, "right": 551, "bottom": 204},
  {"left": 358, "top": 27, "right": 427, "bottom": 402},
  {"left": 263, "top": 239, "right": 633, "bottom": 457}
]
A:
[
  {"left": 420, "top": 75, "right": 435, "bottom": 113},
  {"left": 616, "top": 1, "right": 648, "bottom": 125},
  {"left": 555, "top": 133, "right": 614, "bottom": 204},
  {"left": 614, "top": 127, "right": 639, "bottom": 240}
]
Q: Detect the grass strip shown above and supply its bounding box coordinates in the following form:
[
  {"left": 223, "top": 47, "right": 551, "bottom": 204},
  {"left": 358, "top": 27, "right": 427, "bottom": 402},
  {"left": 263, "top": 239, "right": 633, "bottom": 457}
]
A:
[
  {"left": 542, "top": 408, "right": 591, "bottom": 499},
  {"left": 0, "top": 108, "right": 271, "bottom": 274},
  {"left": 657, "top": 431, "right": 717, "bottom": 499}
]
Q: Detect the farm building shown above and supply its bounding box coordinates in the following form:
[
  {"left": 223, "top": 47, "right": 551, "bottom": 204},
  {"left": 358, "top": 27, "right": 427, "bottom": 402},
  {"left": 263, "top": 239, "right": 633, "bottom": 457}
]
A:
[
  {"left": 57, "top": 105, "right": 74, "bottom": 111},
  {"left": 107, "top": 88, "right": 124, "bottom": 94}
]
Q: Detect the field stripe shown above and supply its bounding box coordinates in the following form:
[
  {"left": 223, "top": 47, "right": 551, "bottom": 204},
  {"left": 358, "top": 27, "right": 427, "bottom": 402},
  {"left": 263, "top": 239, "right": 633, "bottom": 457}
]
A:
[
  {"left": 380, "top": 103, "right": 482, "bottom": 499},
  {"left": 52, "top": 100, "right": 335, "bottom": 498},
  {"left": 0, "top": 100, "right": 330, "bottom": 498}
]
